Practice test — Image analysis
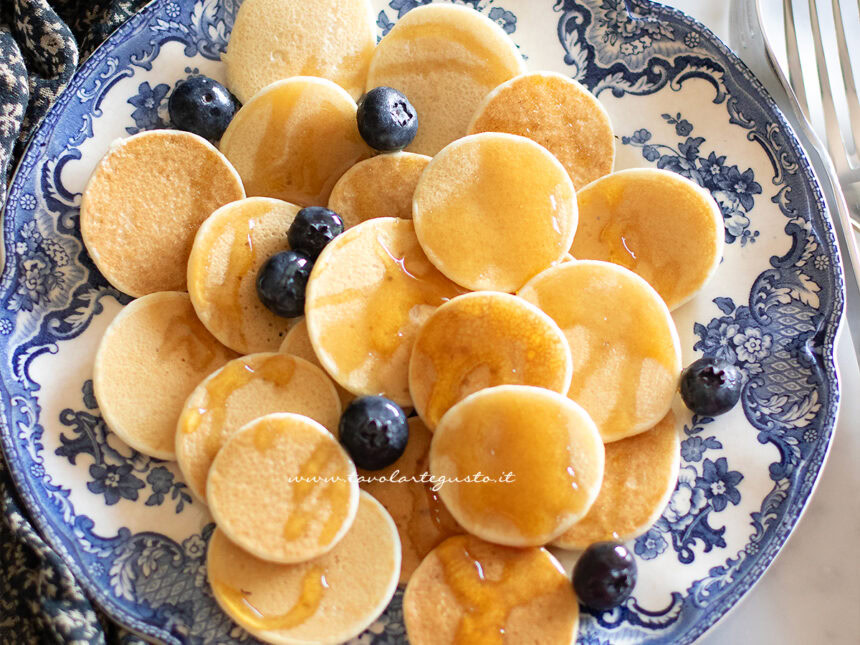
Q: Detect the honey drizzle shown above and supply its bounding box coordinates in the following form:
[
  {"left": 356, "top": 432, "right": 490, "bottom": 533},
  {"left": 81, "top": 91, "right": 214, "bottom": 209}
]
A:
[
  {"left": 278, "top": 439, "right": 351, "bottom": 546},
  {"left": 434, "top": 395, "right": 582, "bottom": 540},
  {"left": 406, "top": 452, "right": 461, "bottom": 556},
  {"left": 158, "top": 310, "right": 222, "bottom": 372},
  {"left": 315, "top": 232, "right": 463, "bottom": 377},
  {"left": 436, "top": 536, "right": 568, "bottom": 645},
  {"left": 213, "top": 565, "right": 327, "bottom": 631},
  {"left": 204, "top": 214, "right": 257, "bottom": 348}
]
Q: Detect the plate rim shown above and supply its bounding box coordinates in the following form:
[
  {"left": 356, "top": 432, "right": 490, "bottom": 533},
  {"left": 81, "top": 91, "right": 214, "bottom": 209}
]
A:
[{"left": 0, "top": 0, "right": 845, "bottom": 643}]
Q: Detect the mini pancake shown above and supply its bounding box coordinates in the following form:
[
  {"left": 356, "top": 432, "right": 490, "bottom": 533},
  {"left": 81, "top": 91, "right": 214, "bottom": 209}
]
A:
[
  {"left": 359, "top": 417, "right": 462, "bottom": 584},
  {"left": 219, "top": 77, "right": 372, "bottom": 207},
  {"left": 187, "top": 197, "right": 300, "bottom": 355},
  {"left": 409, "top": 292, "right": 572, "bottom": 431},
  {"left": 279, "top": 318, "right": 353, "bottom": 408},
  {"left": 367, "top": 4, "right": 525, "bottom": 156},
  {"left": 570, "top": 168, "right": 724, "bottom": 310},
  {"left": 305, "top": 218, "right": 465, "bottom": 407},
  {"left": 430, "top": 385, "right": 604, "bottom": 547},
  {"left": 468, "top": 71, "right": 615, "bottom": 190},
  {"left": 208, "top": 491, "right": 399, "bottom": 645},
  {"left": 207, "top": 413, "right": 359, "bottom": 563},
  {"left": 81, "top": 130, "right": 244, "bottom": 297},
  {"left": 93, "top": 292, "right": 237, "bottom": 459},
  {"left": 552, "top": 411, "right": 680, "bottom": 550},
  {"left": 225, "top": 0, "right": 375, "bottom": 103},
  {"left": 175, "top": 352, "right": 341, "bottom": 503},
  {"left": 518, "top": 260, "right": 682, "bottom": 443},
  {"left": 327, "top": 152, "right": 431, "bottom": 228},
  {"left": 403, "top": 535, "right": 578, "bottom": 645},
  {"left": 412, "top": 133, "right": 577, "bottom": 292}
]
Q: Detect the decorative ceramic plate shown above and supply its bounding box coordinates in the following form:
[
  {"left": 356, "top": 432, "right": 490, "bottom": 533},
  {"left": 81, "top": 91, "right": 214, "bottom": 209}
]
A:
[{"left": 0, "top": 0, "right": 843, "bottom": 643}]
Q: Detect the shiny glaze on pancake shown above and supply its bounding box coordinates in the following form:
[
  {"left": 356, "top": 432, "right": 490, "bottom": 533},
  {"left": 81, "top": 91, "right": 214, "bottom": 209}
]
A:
[
  {"left": 207, "top": 413, "right": 359, "bottom": 564},
  {"left": 208, "top": 491, "right": 399, "bottom": 644},
  {"left": 570, "top": 168, "right": 724, "bottom": 310},
  {"left": 175, "top": 352, "right": 341, "bottom": 503},
  {"left": 409, "top": 292, "right": 572, "bottom": 431},
  {"left": 188, "top": 197, "right": 301, "bottom": 354},
  {"left": 429, "top": 385, "right": 604, "bottom": 547},
  {"left": 305, "top": 218, "right": 465, "bottom": 406},
  {"left": 403, "top": 535, "right": 578, "bottom": 645},
  {"left": 519, "top": 260, "right": 682, "bottom": 442},
  {"left": 220, "top": 77, "right": 372, "bottom": 207},
  {"left": 412, "top": 133, "right": 577, "bottom": 292}
]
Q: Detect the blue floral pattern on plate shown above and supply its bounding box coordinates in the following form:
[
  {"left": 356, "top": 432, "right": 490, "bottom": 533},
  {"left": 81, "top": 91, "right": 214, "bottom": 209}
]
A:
[{"left": 0, "top": 1, "right": 843, "bottom": 644}]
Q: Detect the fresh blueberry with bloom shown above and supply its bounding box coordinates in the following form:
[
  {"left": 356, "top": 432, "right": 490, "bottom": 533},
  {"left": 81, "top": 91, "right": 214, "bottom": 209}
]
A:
[
  {"left": 696, "top": 457, "right": 743, "bottom": 512},
  {"left": 680, "top": 356, "right": 743, "bottom": 416},
  {"left": 128, "top": 81, "right": 169, "bottom": 130},
  {"left": 168, "top": 76, "right": 240, "bottom": 141},
  {"left": 287, "top": 207, "right": 344, "bottom": 260},
  {"left": 256, "top": 250, "right": 313, "bottom": 318},
  {"left": 339, "top": 396, "right": 409, "bottom": 470},
  {"left": 356, "top": 87, "right": 418, "bottom": 151},
  {"left": 87, "top": 463, "right": 145, "bottom": 505},
  {"left": 573, "top": 541, "right": 637, "bottom": 610}
]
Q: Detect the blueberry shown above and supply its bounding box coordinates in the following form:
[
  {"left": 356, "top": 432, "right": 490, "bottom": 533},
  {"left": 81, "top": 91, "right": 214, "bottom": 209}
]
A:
[
  {"left": 168, "top": 76, "right": 240, "bottom": 141},
  {"left": 339, "top": 396, "right": 409, "bottom": 470},
  {"left": 255, "top": 250, "right": 312, "bottom": 318},
  {"left": 573, "top": 542, "right": 637, "bottom": 610},
  {"left": 287, "top": 207, "right": 344, "bottom": 260},
  {"left": 356, "top": 87, "right": 418, "bottom": 151},
  {"left": 680, "top": 357, "right": 743, "bottom": 416}
]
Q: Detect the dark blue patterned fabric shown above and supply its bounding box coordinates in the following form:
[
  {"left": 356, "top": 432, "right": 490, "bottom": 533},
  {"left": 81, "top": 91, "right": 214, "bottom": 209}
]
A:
[{"left": 1, "top": 3, "right": 148, "bottom": 642}]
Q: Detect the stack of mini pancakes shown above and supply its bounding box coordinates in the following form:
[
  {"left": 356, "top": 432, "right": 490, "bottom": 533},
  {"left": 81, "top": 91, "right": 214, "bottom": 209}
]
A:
[{"left": 80, "top": 2, "right": 725, "bottom": 643}]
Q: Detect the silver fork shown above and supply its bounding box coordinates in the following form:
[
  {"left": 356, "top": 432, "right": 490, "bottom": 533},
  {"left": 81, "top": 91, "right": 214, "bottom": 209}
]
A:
[
  {"left": 729, "top": 0, "right": 860, "bottom": 364},
  {"left": 782, "top": 0, "right": 860, "bottom": 231}
]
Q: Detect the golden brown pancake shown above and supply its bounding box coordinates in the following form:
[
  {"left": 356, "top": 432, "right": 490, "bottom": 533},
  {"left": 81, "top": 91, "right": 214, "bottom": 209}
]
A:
[
  {"left": 208, "top": 491, "right": 399, "bottom": 644},
  {"left": 80, "top": 130, "right": 244, "bottom": 297},
  {"left": 468, "top": 71, "right": 615, "bottom": 190},
  {"left": 430, "top": 385, "right": 604, "bottom": 547},
  {"left": 412, "top": 133, "right": 577, "bottom": 292},
  {"left": 224, "top": 0, "right": 375, "bottom": 103},
  {"left": 553, "top": 411, "right": 680, "bottom": 550},
  {"left": 279, "top": 318, "right": 354, "bottom": 408},
  {"left": 404, "top": 535, "right": 579, "bottom": 645},
  {"left": 366, "top": 4, "right": 525, "bottom": 155},
  {"left": 570, "top": 168, "right": 724, "bottom": 310},
  {"left": 327, "top": 152, "right": 431, "bottom": 228},
  {"left": 360, "top": 417, "right": 462, "bottom": 584},
  {"left": 305, "top": 218, "right": 465, "bottom": 407},
  {"left": 175, "top": 352, "right": 341, "bottom": 503},
  {"left": 187, "top": 197, "right": 300, "bottom": 355},
  {"left": 207, "top": 413, "right": 359, "bottom": 563},
  {"left": 409, "top": 292, "right": 572, "bottom": 431},
  {"left": 93, "top": 292, "right": 237, "bottom": 459},
  {"left": 518, "top": 260, "right": 682, "bottom": 443},
  {"left": 219, "top": 77, "right": 372, "bottom": 207}
]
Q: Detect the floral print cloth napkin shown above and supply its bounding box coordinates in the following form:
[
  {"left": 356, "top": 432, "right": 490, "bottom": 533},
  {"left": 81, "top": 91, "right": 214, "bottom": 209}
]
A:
[{"left": 1, "top": 2, "right": 152, "bottom": 642}]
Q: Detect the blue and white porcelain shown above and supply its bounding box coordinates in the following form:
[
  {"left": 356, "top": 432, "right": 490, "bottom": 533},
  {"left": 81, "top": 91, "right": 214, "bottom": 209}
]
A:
[{"left": 0, "top": 1, "right": 843, "bottom": 643}]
